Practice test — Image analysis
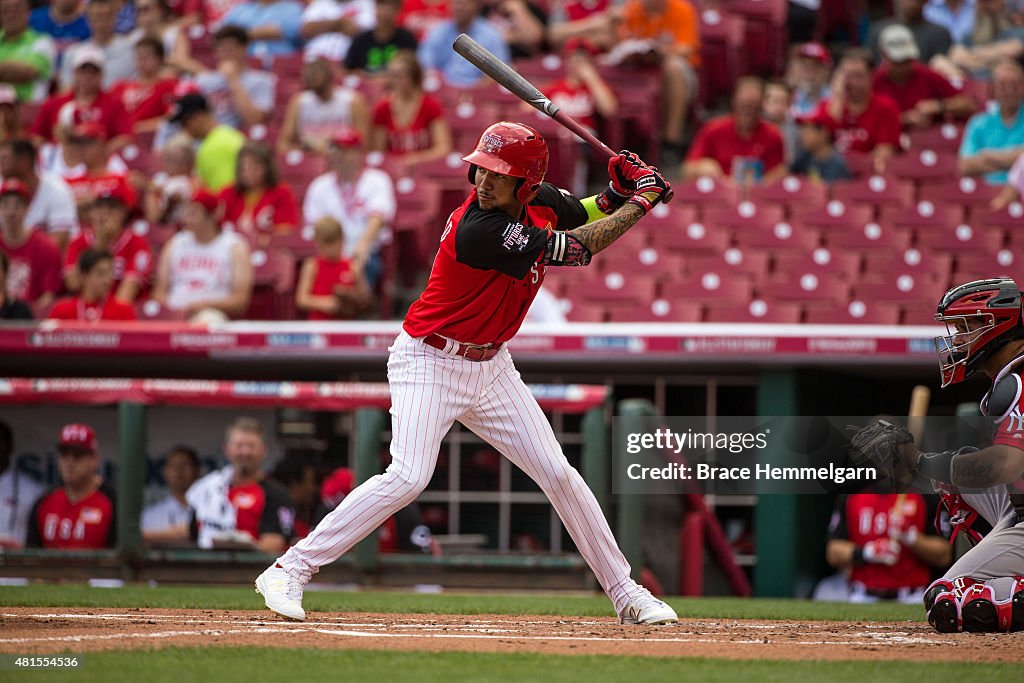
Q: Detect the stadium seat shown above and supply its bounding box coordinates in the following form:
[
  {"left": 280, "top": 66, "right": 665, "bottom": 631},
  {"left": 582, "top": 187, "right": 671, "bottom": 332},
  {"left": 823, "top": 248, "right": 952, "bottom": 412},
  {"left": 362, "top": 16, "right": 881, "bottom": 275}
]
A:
[
  {"left": 830, "top": 175, "right": 914, "bottom": 215},
  {"left": 918, "top": 177, "right": 1002, "bottom": 218},
  {"left": 599, "top": 246, "right": 686, "bottom": 283},
  {"left": 278, "top": 150, "right": 326, "bottom": 193},
  {"left": 136, "top": 300, "right": 188, "bottom": 321},
  {"left": 793, "top": 199, "right": 873, "bottom": 231},
  {"left": 732, "top": 218, "right": 819, "bottom": 252},
  {"left": 905, "top": 122, "right": 965, "bottom": 153},
  {"left": 975, "top": 201, "right": 1024, "bottom": 231},
  {"left": 685, "top": 248, "right": 771, "bottom": 280},
  {"left": 748, "top": 176, "right": 828, "bottom": 214},
  {"left": 901, "top": 306, "right": 946, "bottom": 326},
  {"left": 270, "top": 226, "right": 318, "bottom": 261},
  {"left": 879, "top": 200, "right": 964, "bottom": 231},
  {"left": 703, "top": 201, "right": 785, "bottom": 235},
  {"left": 886, "top": 149, "right": 959, "bottom": 185},
  {"left": 720, "top": 0, "right": 787, "bottom": 76},
  {"left": 607, "top": 299, "right": 703, "bottom": 322},
  {"left": 586, "top": 270, "right": 659, "bottom": 305},
  {"left": 698, "top": 9, "right": 747, "bottom": 108},
  {"left": 804, "top": 301, "right": 902, "bottom": 325},
  {"left": 131, "top": 221, "right": 176, "bottom": 252},
  {"left": 915, "top": 222, "right": 1003, "bottom": 254},
  {"left": 449, "top": 100, "right": 501, "bottom": 155},
  {"left": 862, "top": 248, "right": 953, "bottom": 282},
  {"left": 594, "top": 65, "right": 663, "bottom": 159},
  {"left": 648, "top": 211, "right": 729, "bottom": 254},
  {"left": 955, "top": 249, "right": 1024, "bottom": 281},
  {"left": 247, "top": 248, "right": 297, "bottom": 320},
  {"left": 773, "top": 248, "right": 862, "bottom": 280},
  {"left": 674, "top": 270, "right": 754, "bottom": 303},
  {"left": 764, "top": 271, "right": 851, "bottom": 303},
  {"left": 853, "top": 272, "right": 941, "bottom": 303},
  {"left": 670, "top": 177, "right": 740, "bottom": 211},
  {"left": 559, "top": 297, "right": 606, "bottom": 322},
  {"left": 705, "top": 299, "right": 802, "bottom": 323},
  {"left": 822, "top": 220, "right": 912, "bottom": 253}
]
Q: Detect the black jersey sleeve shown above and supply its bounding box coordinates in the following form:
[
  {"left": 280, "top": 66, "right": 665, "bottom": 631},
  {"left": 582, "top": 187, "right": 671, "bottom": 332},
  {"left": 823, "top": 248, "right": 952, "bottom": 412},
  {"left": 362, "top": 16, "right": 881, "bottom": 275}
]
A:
[
  {"left": 533, "top": 183, "right": 589, "bottom": 231},
  {"left": 455, "top": 202, "right": 550, "bottom": 279},
  {"left": 259, "top": 479, "right": 295, "bottom": 538},
  {"left": 826, "top": 495, "right": 850, "bottom": 541}
]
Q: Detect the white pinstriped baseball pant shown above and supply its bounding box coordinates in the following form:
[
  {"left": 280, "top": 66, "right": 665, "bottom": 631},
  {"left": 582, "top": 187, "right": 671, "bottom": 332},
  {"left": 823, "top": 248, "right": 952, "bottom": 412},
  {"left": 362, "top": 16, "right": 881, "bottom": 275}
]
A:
[{"left": 277, "top": 330, "right": 642, "bottom": 613}]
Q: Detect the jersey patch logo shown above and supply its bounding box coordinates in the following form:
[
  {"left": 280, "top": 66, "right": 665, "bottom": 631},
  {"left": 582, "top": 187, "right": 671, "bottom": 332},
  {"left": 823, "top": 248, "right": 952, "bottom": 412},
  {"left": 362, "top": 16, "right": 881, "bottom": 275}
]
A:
[
  {"left": 1008, "top": 406, "right": 1024, "bottom": 433},
  {"left": 502, "top": 222, "right": 530, "bottom": 252}
]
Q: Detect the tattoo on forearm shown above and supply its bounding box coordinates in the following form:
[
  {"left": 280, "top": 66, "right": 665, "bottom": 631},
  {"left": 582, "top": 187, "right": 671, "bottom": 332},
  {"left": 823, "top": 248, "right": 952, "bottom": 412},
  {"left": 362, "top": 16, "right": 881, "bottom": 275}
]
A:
[
  {"left": 568, "top": 203, "right": 644, "bottom": 255},
  {"left": 951, "top": 452, "right": 998, "bottom": 488}
]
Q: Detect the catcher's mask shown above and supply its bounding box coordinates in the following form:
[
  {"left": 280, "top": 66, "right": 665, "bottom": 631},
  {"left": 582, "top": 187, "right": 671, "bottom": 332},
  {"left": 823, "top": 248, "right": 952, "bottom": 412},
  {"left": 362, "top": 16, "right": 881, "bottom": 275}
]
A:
[{"left": 934, "top": 278, "right": 1024, "bottom": 387}]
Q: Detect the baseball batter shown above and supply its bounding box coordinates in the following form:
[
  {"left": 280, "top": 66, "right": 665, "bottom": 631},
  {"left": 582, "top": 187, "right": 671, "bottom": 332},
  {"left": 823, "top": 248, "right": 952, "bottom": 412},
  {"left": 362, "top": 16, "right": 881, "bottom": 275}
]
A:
[
  {"left": 256, "top": 122, "right": 678, "bottom": 625},
  {"left": 889, "top": 279, "right": 1024, "bottom": 632}
]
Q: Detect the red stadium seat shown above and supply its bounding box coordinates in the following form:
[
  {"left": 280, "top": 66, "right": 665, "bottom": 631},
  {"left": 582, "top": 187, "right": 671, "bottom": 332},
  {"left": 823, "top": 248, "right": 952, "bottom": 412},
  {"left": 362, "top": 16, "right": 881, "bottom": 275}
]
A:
[
  {"left": 599, "top": 246, "right": 686, "bottom": 283},
  {"left": 561, "top": 298, "right": 607, "bottom": 322},
  {"left": 136, "top": 300, "right": 188, "bottom": 321},
  {"left": 698, "top": 9, "right": 747, "bottom": 107},
  {"left": 705, "top": 299, "right": 802, "bottom": 323},
  {"left": 607, "top": 299, "right": 703, "bottom": 322},
  {"left": 748, "top": 175, "right": 828, "bottom": 214},
  {"left": 829, "top": 175, "right": 914, "bottom": 215},
  {"left": 918, "top": 177, "right": 1002, "bottom": 218},
  {"left": 278, "top": 150, "right": 326, "bottom": 194},
  {"left": 585, "top": 270, "right": 659, "bottom": 305},
  {"left": 879, "top": 200, "right": 964, "bottom": 231},
  {"left": 905, "top": 123, "right": 965, "bottom": 153},
  {"left": 732, "top": 218, "right": 819, "bottom": 252},
  {"left": 955, "top": 249, "right": 1024, "bottom": 281},
  {"left": 675, "top": 270, "right": 754, "bottom": 302},
  {"left": 976, "top": 201, "right": 1024, "bottom": 231},
  {"left": 853, "top": 272, "right": 941, "bottom": 303},
  {"left": 863, "top": 248, "right": 953, "bottom": 282},
  {"left": 649, "top": 212, "right": 730, "bottom": 254},
  {"left": 915, "top": 222, "right": 1003, "bottom": 254},
  {"left": 823, "top": 220, "right": 912, "bottom": 253},
  {"left": 804, "top": 301, "right": 902, "bottom": 325},
  {"left": 902, "top": 306, "right": 946, "bottom": 326},
  {"left": 270, "top": 225, "right": 317, "bottom": 260},
  {"left": 703, "top": 200, "right": 785, "bottom": 234},
  {"left": 886, "top": 148, "right": 959, "bottom": 185},
  {"left": 764, "top": 271, "right": 850, "bottom": 303},
  {"left": 686, "top": 248, "right": 771, "bottom": 280},
  {"left": 131, "top": 220, "right": 175, "bottom": 252},
  {"left": 670, "top": 177, "right": 740, "bottom": 211},
  {"left": 247, "top": 248, "right": 297, "bottom": 319},
  {"left": 773, "top": 248, "right": 861, "bottom": 280},
  {"left": 793, "top": 199, "right": 874, "bottom": 232},
  {"left": 720, "top": 0, "right": 787, "bottom": 76}
]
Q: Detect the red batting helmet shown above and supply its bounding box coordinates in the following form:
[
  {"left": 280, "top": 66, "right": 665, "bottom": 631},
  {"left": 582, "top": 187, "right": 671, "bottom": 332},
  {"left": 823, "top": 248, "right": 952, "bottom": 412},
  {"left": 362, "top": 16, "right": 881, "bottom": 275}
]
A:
[
  {"left": 462, "top": 121, "right": 548, "bottom": 205},
  {"left": 934, "top": 278, "right": 1024, "bottom": 387}
]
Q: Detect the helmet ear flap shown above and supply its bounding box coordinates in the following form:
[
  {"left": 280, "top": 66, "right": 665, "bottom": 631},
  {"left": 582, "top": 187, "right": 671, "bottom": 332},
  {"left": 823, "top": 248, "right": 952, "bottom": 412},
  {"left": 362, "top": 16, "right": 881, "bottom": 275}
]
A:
[{"left": 467, "top": 164, "right": 478, "bottom": 185}]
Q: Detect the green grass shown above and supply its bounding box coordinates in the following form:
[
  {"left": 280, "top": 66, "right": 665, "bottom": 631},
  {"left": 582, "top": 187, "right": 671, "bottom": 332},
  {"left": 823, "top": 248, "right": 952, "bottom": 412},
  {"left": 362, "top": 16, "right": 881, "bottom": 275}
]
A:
[
  {"left": 0, "top": 584, "right": 924, "bottom": 622},
  {"left": 10, "top": 648, "right": 1022, "bottom": 683}
]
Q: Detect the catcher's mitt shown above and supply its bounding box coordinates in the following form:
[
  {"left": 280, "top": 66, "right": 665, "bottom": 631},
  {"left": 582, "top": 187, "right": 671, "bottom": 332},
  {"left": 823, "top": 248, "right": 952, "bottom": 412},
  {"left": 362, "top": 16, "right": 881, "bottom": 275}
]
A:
[{"left": 845, "top": 420, "right": 916, "bottom": 490}]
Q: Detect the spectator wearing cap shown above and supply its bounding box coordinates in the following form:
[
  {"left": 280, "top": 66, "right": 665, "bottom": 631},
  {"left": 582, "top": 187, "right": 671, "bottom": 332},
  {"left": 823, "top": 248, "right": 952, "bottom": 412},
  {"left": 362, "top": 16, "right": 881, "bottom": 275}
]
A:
[
  {"left": 60, "top": 0, "right": 136, "bottom": 89},
  {"left": 0, "top": 178, "right": 61, "bottom": 311},
  {"left": 63, "top": 183, "right": 151, "bottom": 302},
  {"left": 63, "top": 122, "right": 134, "bottom": 213},
  {"left": 303, "top": 130, "right": 395, "bottom": 287},
  {"left": 170, "top": 92, "right": 246, "bottom": 191},
  {"left": 191, "top": 25, "right": 276, "bottom": 130},
  {"left": 278, "top": 58, "right": 370, "bottom": 156},
  {"left": 0, "top": 250, "right": 31, "bottom": 319},
  {"left": 0, "top": 419, "right": 43, "bottom": 547},
  {"left": 142, "top": 445, "right": 200, "bottom": 543},
  {"left": 0, "top": 84, "right": 21, "bottom": 140},
  {"left": 152, "top": 189, "right": 253, "bottom": 322},
  {"left": 874, "top": 24, "right": 974, "bottom": 129},
  {"left": 295, "top": 216, "right": 372, "bottom": 320},
  {"left": 219, "top": 141, "right": 299, "bottom": 248},
  {"left": 220, "top": 0, "right": 304, "bottom": 57},
  {"left": 30, "top": 0, "right": 90, "bottom": 53},
  {"left": 418, "top": 0, "right": 511, "bottom": 88},
  {"left": 959, "top": 58, "right": 1024, "bottom": 183},
  {"left": 0, "top": 0, "right": 55, "bottom": 103},
  {"left": 26, "top": 423, "right": 117, "bottom": 550},
  {"left": 48, "top": 248, "right": 137, "bottom": 321},
  {"left": 344, "top": 0, "right": 419, "bottom": 75},
  {"left": 869, "top": 0, "right": 952, "bottom": 65},
  {"left": 0, "top": 138, "right": 79, "bottom": 248},
  {"left": 683, "top": 77, "right": 787, "bottom": 184},
  {"left": 790, "top": 109, "right": 852, "bottom": 183},
  {"left": 815, "top": 48, "right": 902, "bottom": 174},
  {"left": 788, "top": 43, "right": 833, "bottom": 117},
  {"left": 31, "top": 43, "right": 133, "bottom": 154},
  {"left": 369, "top": 51, "right": 451, "bottom": 169},
  {"left": 300, "top": 0, "right": 376, "bottom": 65},
  {"left": 109, "top": 35, "right": 180, "bottom": 135}
]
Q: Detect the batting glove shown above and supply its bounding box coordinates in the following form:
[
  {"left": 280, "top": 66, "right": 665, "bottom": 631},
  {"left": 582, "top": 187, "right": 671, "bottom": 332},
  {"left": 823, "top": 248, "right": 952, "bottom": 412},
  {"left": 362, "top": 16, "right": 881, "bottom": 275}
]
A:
[{"left": 626, "top": 165, "right": 670, "bottom": 215}]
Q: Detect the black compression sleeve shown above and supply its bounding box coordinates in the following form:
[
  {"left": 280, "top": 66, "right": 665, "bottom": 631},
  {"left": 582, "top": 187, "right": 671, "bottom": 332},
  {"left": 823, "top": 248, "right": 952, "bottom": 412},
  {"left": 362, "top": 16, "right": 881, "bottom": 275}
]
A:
[{"left": 917, "top": 450, "right": 955, "bottom": 482}]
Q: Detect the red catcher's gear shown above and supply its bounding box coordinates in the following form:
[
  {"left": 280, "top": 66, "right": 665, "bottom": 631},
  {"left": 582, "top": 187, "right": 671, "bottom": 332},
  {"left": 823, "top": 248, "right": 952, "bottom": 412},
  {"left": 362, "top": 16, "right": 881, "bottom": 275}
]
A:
[
  {"left": 934, "top": 278, "right": 1024, "bottom": 387},
  {"left": 462, "top": 121, "right": 548, "bottom": 205}
]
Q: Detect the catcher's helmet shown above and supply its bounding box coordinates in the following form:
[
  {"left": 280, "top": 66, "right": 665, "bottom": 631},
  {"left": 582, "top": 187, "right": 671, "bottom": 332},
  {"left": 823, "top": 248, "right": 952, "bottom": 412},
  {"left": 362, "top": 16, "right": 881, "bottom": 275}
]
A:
[
  {"left": 463, "top": 122, "right": 548, "bottom": 206},
  {"left": 934, "top": 278, "right": 1024, "bottom": 387}
]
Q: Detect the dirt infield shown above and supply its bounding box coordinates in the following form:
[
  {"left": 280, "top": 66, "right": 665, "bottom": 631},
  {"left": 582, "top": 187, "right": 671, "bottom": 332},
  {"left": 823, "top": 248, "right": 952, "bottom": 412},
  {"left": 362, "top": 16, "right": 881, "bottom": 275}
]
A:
[{"left": 0, "top": 608, "right": 1021, "bottom": 662}]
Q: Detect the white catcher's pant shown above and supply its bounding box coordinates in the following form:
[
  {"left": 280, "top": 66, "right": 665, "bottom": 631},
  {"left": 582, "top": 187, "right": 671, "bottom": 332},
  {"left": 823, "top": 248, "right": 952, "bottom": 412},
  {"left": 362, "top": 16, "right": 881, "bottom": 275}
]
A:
[{"left": 277, "top": 331, "right": 642, "bottom": 613}]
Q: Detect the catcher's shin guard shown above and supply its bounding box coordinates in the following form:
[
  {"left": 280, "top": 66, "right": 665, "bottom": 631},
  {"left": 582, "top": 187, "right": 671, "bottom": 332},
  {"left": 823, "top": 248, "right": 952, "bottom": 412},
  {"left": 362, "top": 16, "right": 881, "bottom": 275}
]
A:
[
  {"left": 959, "top": 577, "right": 1024, "bottom": 633},
  {"left": 924, "top": 576, "right": 982, "bottom": 611},
  {"left": 927, "top": 589, "right": 962, "bottom": 633}
]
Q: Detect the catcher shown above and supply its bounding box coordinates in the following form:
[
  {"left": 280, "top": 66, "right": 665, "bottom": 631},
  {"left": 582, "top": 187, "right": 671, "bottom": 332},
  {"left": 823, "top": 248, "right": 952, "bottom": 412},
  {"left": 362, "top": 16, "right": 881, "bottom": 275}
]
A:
[{"left": 848, "top": 278, "right": 1024, "bottom": 633}]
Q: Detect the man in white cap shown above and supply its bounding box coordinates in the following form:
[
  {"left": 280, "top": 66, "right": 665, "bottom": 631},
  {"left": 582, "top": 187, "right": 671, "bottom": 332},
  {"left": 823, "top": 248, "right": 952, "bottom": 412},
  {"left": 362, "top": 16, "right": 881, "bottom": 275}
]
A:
[
  {"left": 869, "top": 0, "right": 953, "bottom": 64},
  {"left": 874, "top": 23, "right": 974, "bottom": 129},
  {"left": 31, "top": 43, "right": 133, "bottom": 156},
  {"left": 60, "top": 0, "right": 135, "bottom": 89},
  {"left": 0, "top": 0, "right": 55, "bottom": 103}
]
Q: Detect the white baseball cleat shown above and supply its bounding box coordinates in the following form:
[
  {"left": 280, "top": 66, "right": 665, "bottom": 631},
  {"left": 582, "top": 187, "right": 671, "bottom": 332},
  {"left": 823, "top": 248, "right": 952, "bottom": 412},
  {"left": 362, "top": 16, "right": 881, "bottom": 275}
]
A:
[
  {"left": 619, "top": 592, "right": 678, "bottom": 625},
  {"left": 255, "top": 565, "right": 306, "bottom": 621}
]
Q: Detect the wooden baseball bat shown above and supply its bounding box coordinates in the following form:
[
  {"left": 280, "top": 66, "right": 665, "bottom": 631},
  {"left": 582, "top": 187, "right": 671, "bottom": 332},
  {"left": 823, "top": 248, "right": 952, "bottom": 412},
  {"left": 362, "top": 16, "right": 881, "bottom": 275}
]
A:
[
  {"left": 894, "top": 385, "right": 931, "bottom": 513},
  {"left": 452, "top": 33, "right": 674, "bottom": 203}
]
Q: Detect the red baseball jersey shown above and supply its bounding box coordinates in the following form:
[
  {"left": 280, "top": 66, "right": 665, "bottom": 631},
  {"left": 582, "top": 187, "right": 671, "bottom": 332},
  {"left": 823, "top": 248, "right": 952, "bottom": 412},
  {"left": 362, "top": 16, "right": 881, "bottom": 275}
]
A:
[
  {"left": 872, "top": 63, "right": 961, "bottom": 115},
  {"left": 404, "top": 183, "right": 588, "bottom": 345},
  {"left": 986, "top": 370, "right": 1024, "bottom": 504},
  {"left": 372, "top": 94, "right": 444, "bottom": 155},
  {"left": 0, "top": 229, "right": 62, "bottom": 304},
  {"left": 816, "top": 93, "right": 903, "bottom": 154},
  {"left": 48, "top": 295, "right": 138, "bottom": 321},
  {"left": 545, "top": 80, "right": 597, "bottom": 131},
  {"left": 110, "top": 77, "right": 180, "bottom": 126},
  {"left": 25, "top": 484, "right": 117, "bottom": 549},
  {"left": 218, "top": 183, "right": 300, "bottom": 241},
  {"left": 66, "top": 173, "right": 136, "bottom": 208},
  {"left": 828, "top": 493, "right": 933, "bottom": 591},
  {"left": 64, "top": 227, "right": 154, "bottom": 290},
  {"left": 227, "top": 480, "right": 295, "bottom": 543},
  {"left": 686, "top": 115, "right": 785, "bottom": 177},
  {"left": 31, "top": 91, "right": 133, "bottom": 143},
  {"left": 308, "top": 255, "right": 358, "bottom": 321}
]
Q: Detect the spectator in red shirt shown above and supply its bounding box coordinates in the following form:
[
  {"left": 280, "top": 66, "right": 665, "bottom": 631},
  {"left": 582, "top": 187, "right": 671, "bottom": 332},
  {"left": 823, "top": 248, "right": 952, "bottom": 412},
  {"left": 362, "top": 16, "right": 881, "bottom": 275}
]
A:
[
  {"left": 30, "top": 44, "right": 133, "bottom": 155},
  {"left": 110, "top": 35, "right": 179, "bottom": 135},
  {"left": 874, "top": 24, "right": 974, "bottom": 129},
  {"left": 64, "top": 122, "right": 135, "bottom": 214},
  {"left": 26, "top": 423, "right": 117, "bottom": 550},
  {"left": 817, "top": 48, "right": 903, "bottom": 174},
  {"left": 64, "top": 184, "right": 152, "bottom": 303},
  {"left": 544, "top": 38, "right": 617, "bottom": 134},
  {"left": 277, "top": 58, "right": 370, "bottom": 156},
  {"left": 398, "top": 0, "right": 451, "bottom": 40},
  {"left": 369, "top": 51, "right": 452, "bottom": 169},
  {"left": 683, "top": 77, "right": 787, "bottom": 184},
  {"left": 295, "top": 216, "right": 372, "bottom": 320},
  {"left": 48, "top": 249, "right": 138, "bottom": 321},
  {"left": 219, "top": 142, "right": 299, "bottom": 248},
  {"left": 0, "top": 178, "right": 60, "bottom": 311}
]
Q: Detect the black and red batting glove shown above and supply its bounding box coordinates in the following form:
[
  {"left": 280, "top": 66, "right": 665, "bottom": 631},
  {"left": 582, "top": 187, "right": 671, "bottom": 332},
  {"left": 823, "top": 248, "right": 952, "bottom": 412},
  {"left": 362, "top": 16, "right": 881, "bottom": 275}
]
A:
[
  {"left": 625, "top": 165, "right": 670, "bottom": 215},
  {"left": 595, "top": 150, "right": 644, "bottom": 214}
]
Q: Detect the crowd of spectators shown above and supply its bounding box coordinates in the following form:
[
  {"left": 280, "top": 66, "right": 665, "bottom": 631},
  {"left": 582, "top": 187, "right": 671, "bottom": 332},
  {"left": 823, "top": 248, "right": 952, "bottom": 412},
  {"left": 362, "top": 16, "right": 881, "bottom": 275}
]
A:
[{"left": 1, "top": 0, "right": 1024, "bottom": 324}]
